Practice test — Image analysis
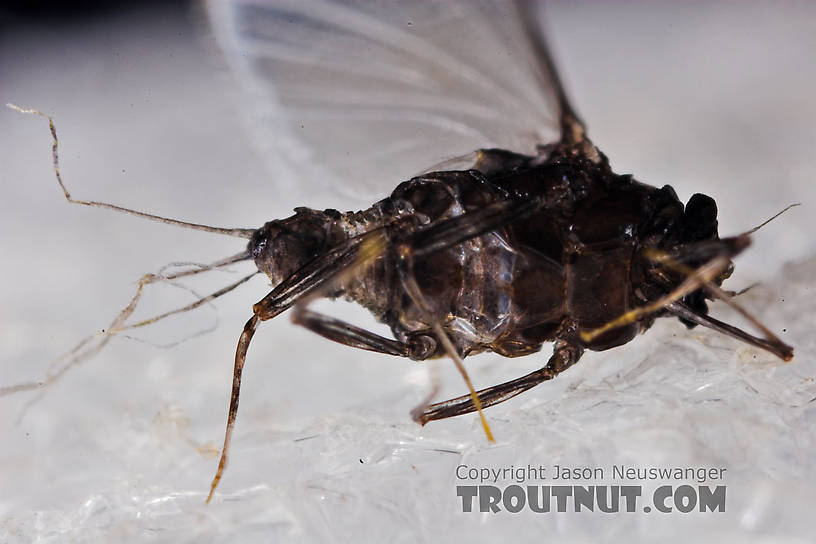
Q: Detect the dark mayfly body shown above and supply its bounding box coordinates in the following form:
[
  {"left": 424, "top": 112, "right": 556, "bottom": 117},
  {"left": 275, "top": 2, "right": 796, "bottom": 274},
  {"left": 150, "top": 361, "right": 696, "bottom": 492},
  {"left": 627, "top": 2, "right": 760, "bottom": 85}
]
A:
[{"left": 6, "top": 1, "right": 794, "bottom": 503}]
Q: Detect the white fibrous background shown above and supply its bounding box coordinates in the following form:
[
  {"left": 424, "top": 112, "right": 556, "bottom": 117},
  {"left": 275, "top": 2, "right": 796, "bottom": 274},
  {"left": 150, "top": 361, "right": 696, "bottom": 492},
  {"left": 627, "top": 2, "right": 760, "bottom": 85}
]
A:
[{"left": 1, "top": 2, "right": 814, "bottom": 542}]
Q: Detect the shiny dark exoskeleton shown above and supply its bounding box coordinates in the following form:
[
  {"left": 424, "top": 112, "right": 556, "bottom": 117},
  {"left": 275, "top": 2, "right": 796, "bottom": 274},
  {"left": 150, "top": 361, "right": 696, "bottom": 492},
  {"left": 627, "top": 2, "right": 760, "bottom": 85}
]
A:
[
  {"left": 250, "top": 146, "right": 725, "bottom": 364},
  {"left": 10, "top": 3, "right": 792, "bottom": 503},
  {"left": 194, "top": 2, "right": 791, "bottom": 501},
  {"left": 243, "top": 134, "right": 789, "bottom": 440}
]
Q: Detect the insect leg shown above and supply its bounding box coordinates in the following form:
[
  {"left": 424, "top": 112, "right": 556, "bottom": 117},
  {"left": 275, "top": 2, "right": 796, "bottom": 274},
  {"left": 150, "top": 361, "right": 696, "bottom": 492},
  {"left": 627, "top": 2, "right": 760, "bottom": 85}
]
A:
[
  {"left": 250, "top": 231, "right": 388, "bottom": 321},
  {"left": 291, "top": 307, "right": 438, "bottom": 360},
  {"left": 648, "top": 241, "right": 792, "bottom": 360},
  {"left": 409, "top": 197, "right": 541, "bottom": 259},
  {"left": 379, "top": 196, "right": 566, "bottom": 438},
  {"left": 416, "top": 343, "right": 584, "bottom": 424},
  {"left": 581, "top": 237, "right": 793, "bottom": 360},
  {"left": 8, "top": 104, "right": 254, "bottom": 239},
  {"left": 207, "top": 314, "right": 259, "bottom": 504},
  {"left": 207, "top": 231, "right": 389, "bottom": 502},
  {"left": 580, "top": 253, "right": 736, "bottom": 344},
  {"left": 394, "top": 245, "right": 496, "bottom": 441},
  {"left": 667, "top": 301, "right": 792, "bottom": 360}
]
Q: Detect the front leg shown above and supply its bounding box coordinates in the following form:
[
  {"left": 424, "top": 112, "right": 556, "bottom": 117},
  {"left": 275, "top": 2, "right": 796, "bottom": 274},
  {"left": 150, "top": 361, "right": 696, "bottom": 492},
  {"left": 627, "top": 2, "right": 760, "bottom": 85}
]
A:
[{"left": 207, "top": 230, "right": 386, "bottom": 503}]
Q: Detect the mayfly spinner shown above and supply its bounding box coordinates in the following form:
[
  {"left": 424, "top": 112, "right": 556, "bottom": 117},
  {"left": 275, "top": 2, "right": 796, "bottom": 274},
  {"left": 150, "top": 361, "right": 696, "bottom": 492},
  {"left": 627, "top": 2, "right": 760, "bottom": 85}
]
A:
[{"left": 7, "top": 1, "right": 794, "bottom": 503}]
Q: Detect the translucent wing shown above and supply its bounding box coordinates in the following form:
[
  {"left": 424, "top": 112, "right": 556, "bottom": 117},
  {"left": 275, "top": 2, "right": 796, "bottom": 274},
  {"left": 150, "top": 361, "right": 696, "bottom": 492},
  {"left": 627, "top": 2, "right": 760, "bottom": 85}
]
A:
[{"left": 206, "top": 0, "right": 562, "bottom": 209}]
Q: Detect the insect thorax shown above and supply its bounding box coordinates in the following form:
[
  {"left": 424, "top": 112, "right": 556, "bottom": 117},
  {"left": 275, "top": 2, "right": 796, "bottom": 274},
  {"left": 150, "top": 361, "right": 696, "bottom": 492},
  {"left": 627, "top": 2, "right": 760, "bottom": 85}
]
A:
[{"left": 251, "top": 149, "right": 722, "bottom": 359}]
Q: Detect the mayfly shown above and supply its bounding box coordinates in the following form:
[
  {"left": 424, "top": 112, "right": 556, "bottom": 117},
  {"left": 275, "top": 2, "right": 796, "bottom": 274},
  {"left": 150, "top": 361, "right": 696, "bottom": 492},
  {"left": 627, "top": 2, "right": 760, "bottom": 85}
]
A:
[{"left": 6, "top": 1, "right": 794, "bottom": 503}]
